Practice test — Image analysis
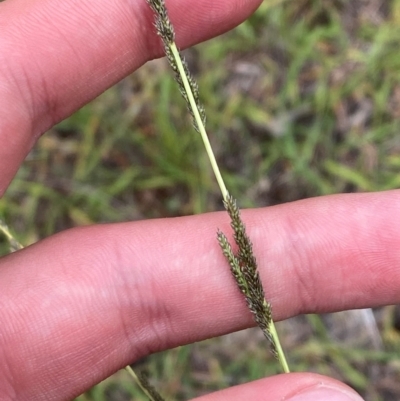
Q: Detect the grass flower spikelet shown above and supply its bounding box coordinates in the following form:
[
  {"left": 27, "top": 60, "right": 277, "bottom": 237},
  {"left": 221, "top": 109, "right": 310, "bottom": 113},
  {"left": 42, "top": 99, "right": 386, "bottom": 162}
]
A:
[{"left": 146, "top": 0, "right": 289, "bottom": 374}]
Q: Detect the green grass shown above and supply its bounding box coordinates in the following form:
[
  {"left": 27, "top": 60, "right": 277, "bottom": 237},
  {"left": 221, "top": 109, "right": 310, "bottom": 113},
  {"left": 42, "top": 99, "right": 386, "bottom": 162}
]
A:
[{"left": 2, "top": 0, "right": 400, "bottom": 399}]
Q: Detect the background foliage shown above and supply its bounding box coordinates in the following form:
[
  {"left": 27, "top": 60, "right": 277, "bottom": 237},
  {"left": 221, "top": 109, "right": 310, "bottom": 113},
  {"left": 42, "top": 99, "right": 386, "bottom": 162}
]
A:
[{"left": 1, "top": 1, "right": 400, "bottom": 400}]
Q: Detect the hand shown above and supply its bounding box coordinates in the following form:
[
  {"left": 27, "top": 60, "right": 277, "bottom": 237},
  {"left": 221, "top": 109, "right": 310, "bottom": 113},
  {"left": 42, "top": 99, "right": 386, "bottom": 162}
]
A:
[{"left": 0, "top": 0, "right": 399, "bottom": 400}]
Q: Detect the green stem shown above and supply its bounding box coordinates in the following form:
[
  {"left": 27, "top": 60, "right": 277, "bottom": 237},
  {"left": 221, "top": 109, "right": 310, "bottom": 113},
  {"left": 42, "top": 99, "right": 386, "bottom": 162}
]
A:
[
  {"left": 0, "top": 219, "right": 23, "bottom": 251},
  {"left": 170, "top": 43, "right": 228, "bottom": 200},
  {"left": 0, "top": 220, "right": 14, "bottom": 242},
  {"left": 125, "top": 366, "right": 152, "bottom": 400},
  {"left": 125, "top": 366, "right": 165, "bottom": 401},
  {"left": 270, "top": 321, "right": 290, "bottom": 373}
]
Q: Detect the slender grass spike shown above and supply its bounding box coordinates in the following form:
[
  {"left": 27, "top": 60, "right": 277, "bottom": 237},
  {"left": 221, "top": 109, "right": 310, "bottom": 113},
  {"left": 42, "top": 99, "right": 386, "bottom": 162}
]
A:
[{"left": 146, "top": 0, "right": 290, "bottom": 373}]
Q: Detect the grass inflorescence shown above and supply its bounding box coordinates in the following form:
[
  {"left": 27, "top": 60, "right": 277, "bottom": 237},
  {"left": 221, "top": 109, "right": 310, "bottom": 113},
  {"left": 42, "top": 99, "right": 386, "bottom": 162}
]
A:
[
  {"left": 146, "top": 0, "right": 206, "bottom": 134},
  {"left": 146, "top": 0, "right": 289, "bottom": 376},
  {"left": 217, "top": 197, "right": 274, "bottom": 354}
]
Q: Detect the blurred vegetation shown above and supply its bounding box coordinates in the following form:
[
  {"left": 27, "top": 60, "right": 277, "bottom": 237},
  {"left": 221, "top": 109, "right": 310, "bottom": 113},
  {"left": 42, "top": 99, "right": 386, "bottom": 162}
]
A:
[{"left": 1, "top": 0, "right": 400, "bottom": 400}]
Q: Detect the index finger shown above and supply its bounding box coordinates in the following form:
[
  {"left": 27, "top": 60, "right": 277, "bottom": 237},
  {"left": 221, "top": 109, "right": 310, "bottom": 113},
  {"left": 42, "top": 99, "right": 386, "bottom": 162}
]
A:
[
  {"left": 0, "top": 0, "right": 262, "bottom": 195},
  {"left": 0, "top": 190, "right": 399, "bottom": 399}
]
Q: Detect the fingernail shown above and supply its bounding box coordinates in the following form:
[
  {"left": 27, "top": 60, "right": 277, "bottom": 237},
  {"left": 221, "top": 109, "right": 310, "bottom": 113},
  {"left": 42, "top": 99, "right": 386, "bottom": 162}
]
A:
[{"left": 288, "top": 384, "right": 363, "bottom": 401}]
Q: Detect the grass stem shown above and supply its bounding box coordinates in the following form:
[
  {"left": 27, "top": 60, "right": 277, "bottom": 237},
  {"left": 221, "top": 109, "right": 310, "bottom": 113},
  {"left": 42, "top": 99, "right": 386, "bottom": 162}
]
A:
[
  {"left": 169, "top": 43, "right": 228, "bottom": 199},
  {"left": 270, "top": 321, "right": 290, "bottom": 372},
  {"left": 0, "top": 219, "right": 23, "bottom": 252},
  {"left": 125, "top": 366, "right": 165, "bottom": 401}
]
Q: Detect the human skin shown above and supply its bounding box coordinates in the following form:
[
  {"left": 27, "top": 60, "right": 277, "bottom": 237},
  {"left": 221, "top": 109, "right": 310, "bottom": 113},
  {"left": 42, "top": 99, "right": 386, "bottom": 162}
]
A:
[{"left": 0, "top": 0, "right": 399, "bottom": 400}]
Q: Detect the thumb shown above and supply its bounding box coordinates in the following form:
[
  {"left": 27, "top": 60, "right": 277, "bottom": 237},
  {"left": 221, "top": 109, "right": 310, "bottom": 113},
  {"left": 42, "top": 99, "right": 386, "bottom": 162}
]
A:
[{"left": 192, "top": 373, "right": 364, "bottom": 401}]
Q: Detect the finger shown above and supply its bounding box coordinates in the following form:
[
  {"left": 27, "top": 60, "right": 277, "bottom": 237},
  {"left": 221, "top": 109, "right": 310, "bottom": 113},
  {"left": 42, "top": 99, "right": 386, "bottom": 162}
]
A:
[
  {"left": 0, "top": 0, "right": 262, "bottom": 195},
  {"left": 0, "top": 191, "right": 399, "bottom": 399},
  {"left": 192, "top": 373, "right": 363, "bottom": 401}
]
